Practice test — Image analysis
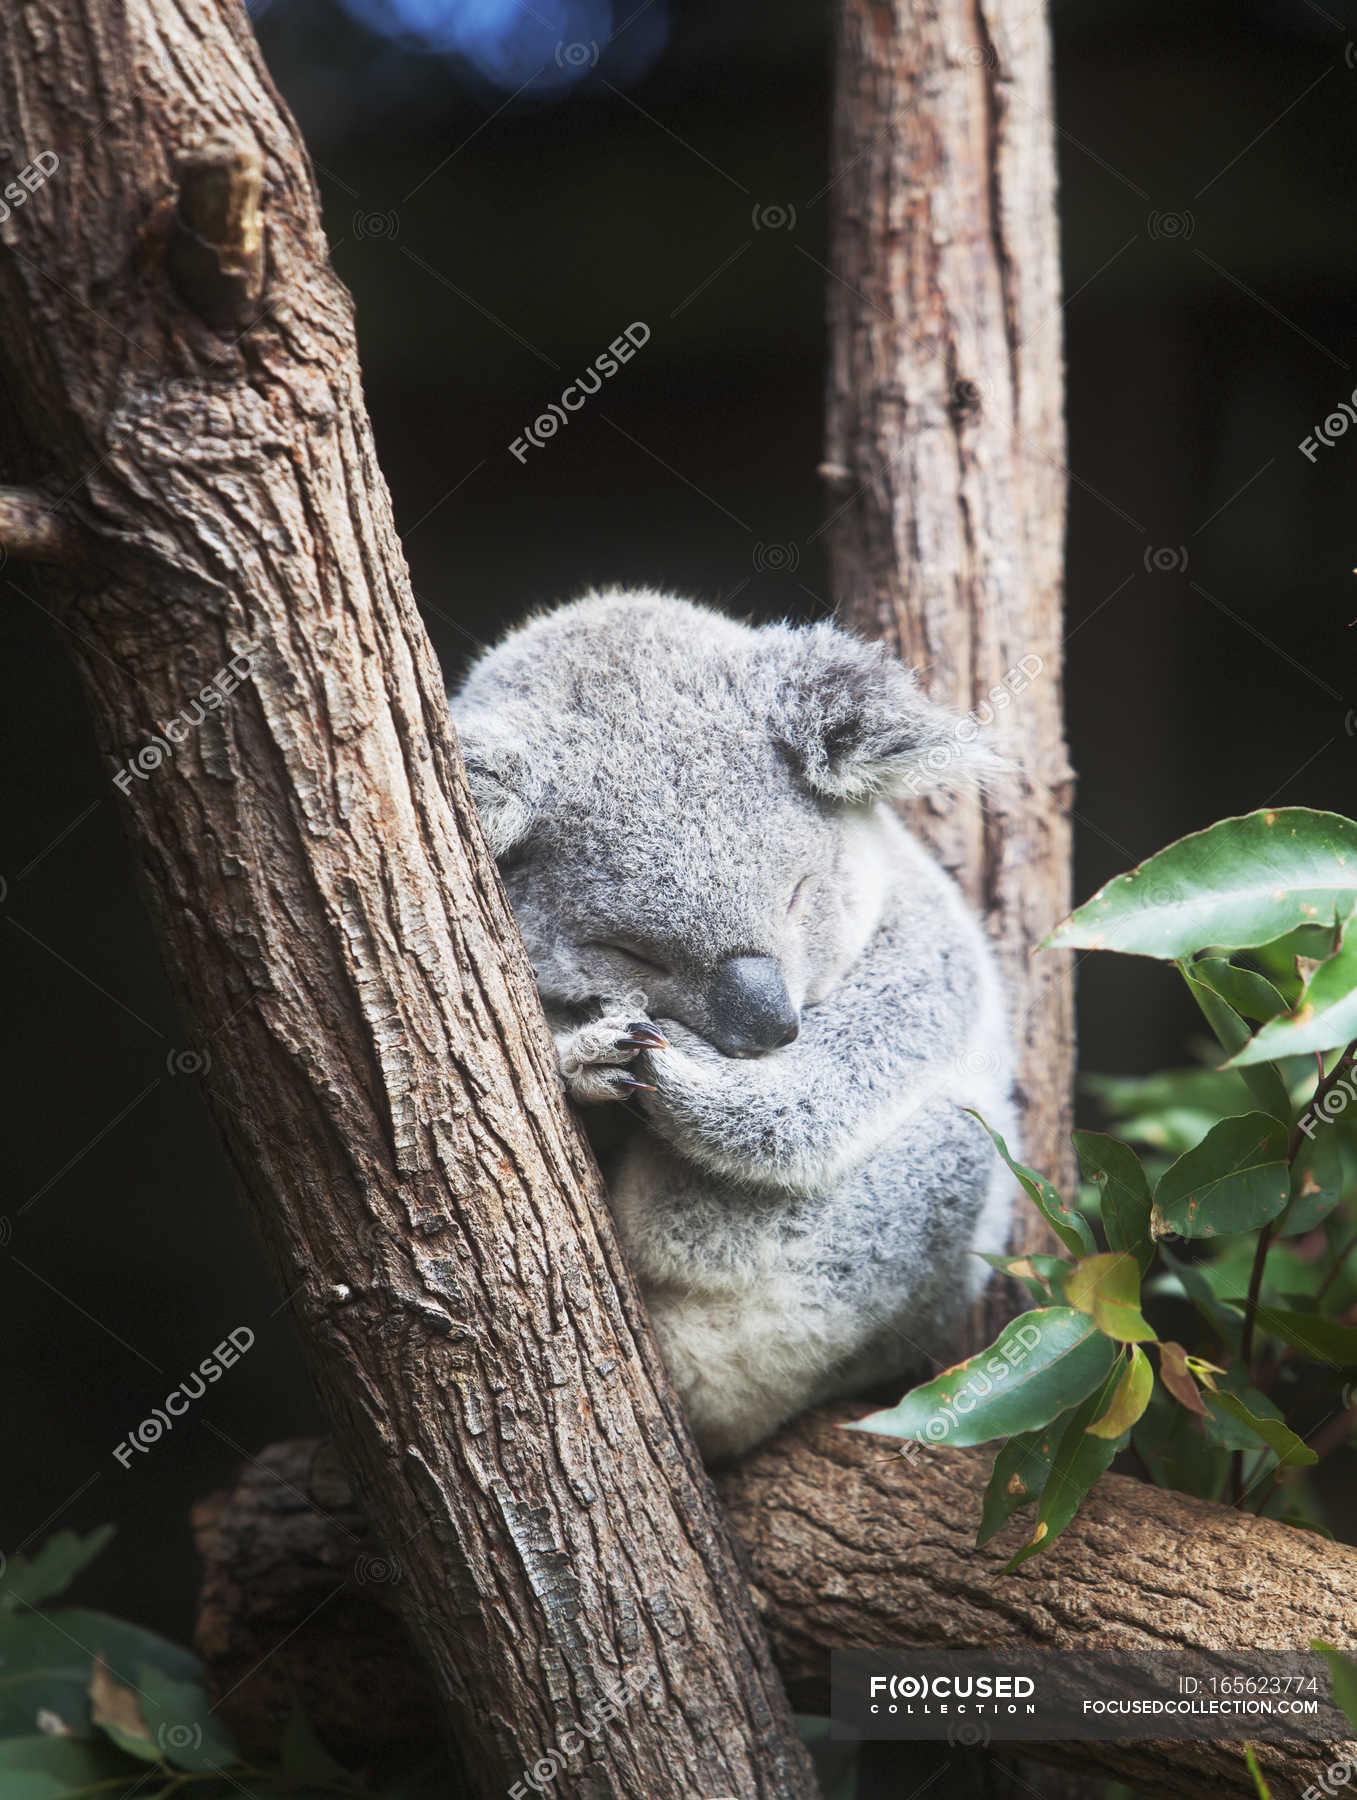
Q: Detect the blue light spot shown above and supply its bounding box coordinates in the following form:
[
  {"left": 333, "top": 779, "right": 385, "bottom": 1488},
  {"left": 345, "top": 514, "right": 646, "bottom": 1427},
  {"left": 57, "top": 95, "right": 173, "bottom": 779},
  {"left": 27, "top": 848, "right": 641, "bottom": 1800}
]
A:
[{"left": 335, "top": 0, "right": 668, "bottom": 93}]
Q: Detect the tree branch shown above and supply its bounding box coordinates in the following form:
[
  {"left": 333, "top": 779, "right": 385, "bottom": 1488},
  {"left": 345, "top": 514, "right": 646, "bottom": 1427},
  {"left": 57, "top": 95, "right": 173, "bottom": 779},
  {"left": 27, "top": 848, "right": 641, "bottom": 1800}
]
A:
[
  {"left": 0, "top": 485, "right": 89, "bottom": 563},
  {"left": 825, "top": 0, "right": 1076, "bottom": 1350},
  {"left": 193, "top": 1420, "right": 1357, "bottom": 1799},
  {"left": 0, "top": 2, "right": 814, "bottom": 1793}
]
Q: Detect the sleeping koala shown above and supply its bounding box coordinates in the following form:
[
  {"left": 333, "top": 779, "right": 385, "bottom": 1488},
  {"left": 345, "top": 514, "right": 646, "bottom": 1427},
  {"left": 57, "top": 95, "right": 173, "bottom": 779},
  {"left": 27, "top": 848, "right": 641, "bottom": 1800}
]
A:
[{"left": 448, "top": 589, "right": 1015, "bottom": 1460}]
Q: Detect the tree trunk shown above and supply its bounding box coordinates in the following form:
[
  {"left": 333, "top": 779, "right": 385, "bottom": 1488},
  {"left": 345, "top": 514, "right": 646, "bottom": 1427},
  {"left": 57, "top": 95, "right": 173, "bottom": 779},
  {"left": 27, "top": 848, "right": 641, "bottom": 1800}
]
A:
[
  {"left": 0, "top": 6, "right": 815, "bottom": 1795},
  {"left": 193, "top": 1421, "right": 1357, "bottom": 1799},
  {"left": 824, "top": 0, "right": 1075, "bottom": 1347}
]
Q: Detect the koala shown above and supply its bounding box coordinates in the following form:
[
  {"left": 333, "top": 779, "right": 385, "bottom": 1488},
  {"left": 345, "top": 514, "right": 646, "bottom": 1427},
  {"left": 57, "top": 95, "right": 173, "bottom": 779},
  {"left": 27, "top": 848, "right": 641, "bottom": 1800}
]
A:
[{"left": 448, "top": 589, "right": 1015, "bottom": 1461}]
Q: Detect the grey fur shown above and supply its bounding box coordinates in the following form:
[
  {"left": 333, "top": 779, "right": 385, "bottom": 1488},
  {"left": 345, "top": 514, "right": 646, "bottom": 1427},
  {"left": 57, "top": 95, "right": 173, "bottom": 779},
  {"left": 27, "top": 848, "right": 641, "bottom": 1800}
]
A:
[{"left": 448, "top": 589, "right": 1015, "bottom": 1460}]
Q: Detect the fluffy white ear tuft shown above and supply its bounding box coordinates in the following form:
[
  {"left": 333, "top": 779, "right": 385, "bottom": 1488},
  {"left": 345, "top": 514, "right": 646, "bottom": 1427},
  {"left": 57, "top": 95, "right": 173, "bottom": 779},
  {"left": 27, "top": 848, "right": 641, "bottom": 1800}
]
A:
[
  {"left": 453, "top": 720, "right": 541, "bottom": 858},
  {"left": 771, "top": 623, "right": 1012, "bottom": 802}
]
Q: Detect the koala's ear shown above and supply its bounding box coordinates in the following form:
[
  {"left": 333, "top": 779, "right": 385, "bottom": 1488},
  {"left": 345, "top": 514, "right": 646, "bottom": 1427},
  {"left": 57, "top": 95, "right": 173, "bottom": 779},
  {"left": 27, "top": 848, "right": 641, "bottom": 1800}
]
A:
[
  {"left": 452, "top": 720, "right": 540, "bottom": 858},
  {"left": 770, "top": 624, "right": 1007, "bottom": 802}
]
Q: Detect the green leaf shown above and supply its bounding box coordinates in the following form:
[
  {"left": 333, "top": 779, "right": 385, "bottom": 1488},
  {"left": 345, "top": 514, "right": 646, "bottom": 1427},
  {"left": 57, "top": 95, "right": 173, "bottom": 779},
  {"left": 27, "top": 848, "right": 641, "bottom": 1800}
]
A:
[
  {"left": 0, "top": 1529, "right": 116, "bottom": 1613},
  {"left": 1282, "top": 1513, "right": 1335, "bottom": 1539},
  {"left": 1005, "top": 1369, "right": 1125, "bottom": 1570},
  {"left": 1043, "top": 809, "right": 1357, "bottom": 959},
  {"left": 1153, "top": 1113, "right": 1290, "bottom": 1238},
  {"left": 0, "top": 1735, "right": 141, "bottom": 1799},
  {"left": 1282, "top": 1129, "right": 1344, "bottom": 1235},
  {"left": 1073, "top": 1132, "right": 1155, "bottom": 1273},
  {"left": 976, "top": 1424, "right": 1063, "bottom": 1547},
  {"left": 88, "top": 1658, "right": 157, "bottom": 1764},
  {"left": 1229, "top": 913, "right": 1357, "bottom": 1065},
  {"left": 1191, "top": 959, "right": 1290, "bottom": 1023},
  {"left": 1134, "top": 1388, "right": 1230, "bottom": 1501},
  {"left": 849, "top": 1308, "right": 1121, "bottom": 1448},
  {"left": 979, "top": 1253, "right": 1071, "bottom": 1302},
  {"left": 280, "top": 1703, "right": 355, "bottom": 1787},
  {"left": 1087, "top": 1346, "right": 1154, "bottom": 1438},
  {"left": 1181, "top": 968, "right": 1293, "bottom": 1124},
  {"left": 1242, "top": 1740, "right": 1273, "bottom": 1800},
  {"left": 968, "top": 1117, "right": 1095, "bottom": 1257},
  {"left": 1203, "top": 1392, "right": 1317, "bottom": 1465},
  {"left": 136, "top": 1665, "right": 241, "bottom": 1773},
  {"left": 1311, "top": 1641, "right": 1357, "bottom": 1732},
  {"left": 0, "top": 1608, "right": 201, "bottom": 1743},
  {"left": 1156, "top": 1245, "right": 1241, "bottom": 1347},
  {"left": 1064, "top": 1253, "right": 1157, "bottom": 1342},
  {"left": 1223, "top": 1303, "right": 1357, "bottom": 1367}
]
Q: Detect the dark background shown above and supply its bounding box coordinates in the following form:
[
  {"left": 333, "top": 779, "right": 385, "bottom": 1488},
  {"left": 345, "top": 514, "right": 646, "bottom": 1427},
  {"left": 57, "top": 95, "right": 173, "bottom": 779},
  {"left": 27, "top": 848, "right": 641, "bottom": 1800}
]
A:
[{"left": 3, "top": 0, "right": 1354, "bottom": 1638}]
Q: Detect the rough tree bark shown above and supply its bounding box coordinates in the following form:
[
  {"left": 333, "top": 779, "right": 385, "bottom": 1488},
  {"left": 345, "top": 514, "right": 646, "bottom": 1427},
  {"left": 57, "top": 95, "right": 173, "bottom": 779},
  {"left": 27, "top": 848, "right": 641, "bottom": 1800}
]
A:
[
  {"left": 191, "top": 1422, "right": 1357, "bottom": 1799},
  {"left": 0, "top": 5, "right": 815, "bottom": 1795},
  {"left": 824, "top": 0, "right": 1075, "bottom": 1346}
]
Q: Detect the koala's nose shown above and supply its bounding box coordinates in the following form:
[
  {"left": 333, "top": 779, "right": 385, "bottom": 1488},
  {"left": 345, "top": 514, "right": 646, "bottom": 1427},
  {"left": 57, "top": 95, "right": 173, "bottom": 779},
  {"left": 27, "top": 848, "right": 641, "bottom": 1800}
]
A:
[{"left": 707, "top": 956, "right": 800, "bottom": 1057}]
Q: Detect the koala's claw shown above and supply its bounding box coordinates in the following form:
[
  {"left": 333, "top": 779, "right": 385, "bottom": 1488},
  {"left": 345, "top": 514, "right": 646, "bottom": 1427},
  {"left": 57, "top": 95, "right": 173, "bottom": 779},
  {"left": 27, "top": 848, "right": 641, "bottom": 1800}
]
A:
[{"left": 557, "top": 1010, "right": 665, "bottom": 1105}]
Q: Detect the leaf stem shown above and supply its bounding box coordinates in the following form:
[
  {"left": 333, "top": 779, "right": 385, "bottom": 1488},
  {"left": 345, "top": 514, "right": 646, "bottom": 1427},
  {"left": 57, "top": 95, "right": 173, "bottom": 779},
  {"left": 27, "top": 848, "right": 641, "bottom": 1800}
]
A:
[
  {"left": 1315, "top": 1224, "right": 1357, "bottom": 1302},
  {"left": 1241, "top": 1040, "right": 1357, "bottom": 1378}
]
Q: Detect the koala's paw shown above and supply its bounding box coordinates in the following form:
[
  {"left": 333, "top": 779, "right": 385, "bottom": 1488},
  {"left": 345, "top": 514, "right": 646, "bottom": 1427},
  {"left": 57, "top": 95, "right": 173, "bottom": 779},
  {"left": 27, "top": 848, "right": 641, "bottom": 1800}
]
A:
[{"left": 556, "top": 1013, "right": 668, "bottom": 1105}]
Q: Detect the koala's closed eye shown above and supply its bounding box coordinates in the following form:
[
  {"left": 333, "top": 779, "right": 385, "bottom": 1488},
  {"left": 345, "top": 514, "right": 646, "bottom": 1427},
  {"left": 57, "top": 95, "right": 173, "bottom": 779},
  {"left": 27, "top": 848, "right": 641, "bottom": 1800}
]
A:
[{"left": 584, "top": 938, "right": 673, "bottom": 976}]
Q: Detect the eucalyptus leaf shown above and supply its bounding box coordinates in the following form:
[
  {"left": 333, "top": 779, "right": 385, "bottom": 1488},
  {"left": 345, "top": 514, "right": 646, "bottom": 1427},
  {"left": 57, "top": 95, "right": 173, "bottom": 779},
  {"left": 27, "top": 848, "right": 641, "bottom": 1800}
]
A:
[
  {"left": 0, "top": 1734, "right": 140, "bottom": 1800},
  {"left": 1229, "top": 912, "right": 1357, "bottom": 1066},
  {"left": 976, "top": 1424, "right": 1064, "bottom": 1547},
  {"left": 1242, "top": 1740, "right": 1273, "bottom": 1800},
  {"left": 1153, "top": 1113, "right": 1290, "bottom": 1238},
  {"left": 1044, "top": 810, "right": 1357, "bottom": 959},
  {"left": 1073, "top": 1132, "right": 1154, "bottom": 1272},
  {"left": 1204, "top": 1392, "right": 1317, "bottom": 1466},
  {"left": 1156, "top": 1341, "right": 1207, "bottom": 1416},
  {"left": 1005, "top": 1369, "right": 1125, "bottom": 1570},
  {"left": 1311, "top": 1641, "right": 1357, "bottom": 1732},
  {"left": 1157, "top": 1245, "right": 1240, "bottom": 1347},
  {"left": 0, "top": 1609, "right": 201, "bottom": 1744},
  {"left": 1181, "top": 968, "right": 1293, "bottom": 1124},
  {"left": 280, "top": 1703, "right": 355, "bottom": 1787},
  {"left": 0, "top": 1529, "right": 116, "bottom": 1614},
  {"left": 136, "top": 1664, "right": 241, "bottom": 1773},
  {"left": 979, "top": 1252, "right": 1072, "bottom": 1302},
  {"left": 1282, "top": 1129, "right": 1344, "bottom": 1235},
  {"left": 1064, "top": 1253, "right": 1156, "bottom": 1343},
  {"left": 1224, "top": 1304, "right": 1357, "bottom": 1367},
  {"left": 1087, "top": 1346, "right": 1153, "bottom": 1438},
  {"left": 1190, "top": 959, "right": 1289, "bottom": 1022},
  {"left": 89, "top": 1656, "right": 157, "bottom": 1764},
  {"left": 849, "top": 1308, "right": 1120, "bottom": 1448},
  {"left": 968, "top": 1116, "right": 1095, "bottom": 1256}
]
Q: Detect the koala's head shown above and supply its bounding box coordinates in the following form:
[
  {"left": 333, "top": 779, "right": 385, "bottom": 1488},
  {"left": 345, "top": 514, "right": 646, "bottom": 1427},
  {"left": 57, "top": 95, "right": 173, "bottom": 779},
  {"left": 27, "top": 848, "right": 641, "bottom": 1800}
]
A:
[{"left": 449, "top": 590, "right": 998, "bottom": 1057}]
